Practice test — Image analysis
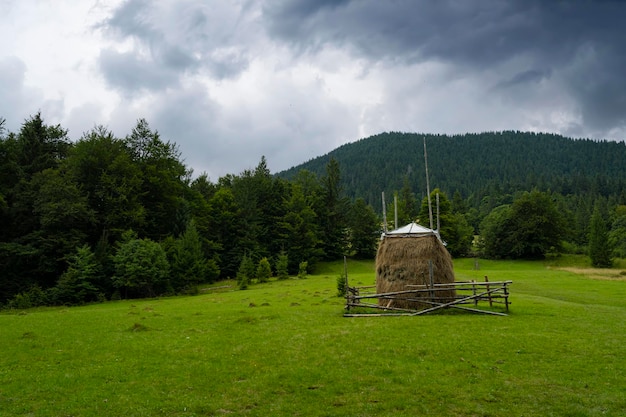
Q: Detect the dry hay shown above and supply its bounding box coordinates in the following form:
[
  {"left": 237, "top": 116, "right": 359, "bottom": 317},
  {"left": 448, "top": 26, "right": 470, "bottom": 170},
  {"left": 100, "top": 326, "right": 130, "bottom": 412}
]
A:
[{"left": 375, "top": 234, "right": 456, "bottom": 310}]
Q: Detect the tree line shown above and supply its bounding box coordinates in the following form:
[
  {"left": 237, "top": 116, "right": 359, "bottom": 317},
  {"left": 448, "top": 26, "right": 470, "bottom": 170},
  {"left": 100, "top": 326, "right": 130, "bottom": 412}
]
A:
[
  {"left": 1, "top": 115, "right": 623, "bottom": 307},
  {"left": 0, "top": 114, "right": 381, "bottom": 307}
]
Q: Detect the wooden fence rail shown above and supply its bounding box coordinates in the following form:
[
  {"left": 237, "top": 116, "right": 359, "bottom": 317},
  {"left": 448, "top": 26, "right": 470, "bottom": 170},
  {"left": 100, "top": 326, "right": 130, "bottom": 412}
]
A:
[{"left": 344, "top": 278, "right": 511, "bottom": 317}]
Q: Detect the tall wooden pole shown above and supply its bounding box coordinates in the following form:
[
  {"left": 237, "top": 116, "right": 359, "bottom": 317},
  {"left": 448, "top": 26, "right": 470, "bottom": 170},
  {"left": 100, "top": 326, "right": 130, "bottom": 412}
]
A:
[
  {"left": 382, "top": 191, "right": 388, "bottom": 233},
  {"left": 424, "top": 137, "right": 434, "bottom": 230},
  {"left": 394, "top": 194, "right": 398, "bottom": 229},
  {"left": 436, "top": 192, "right": 440, "bottom": 232}
]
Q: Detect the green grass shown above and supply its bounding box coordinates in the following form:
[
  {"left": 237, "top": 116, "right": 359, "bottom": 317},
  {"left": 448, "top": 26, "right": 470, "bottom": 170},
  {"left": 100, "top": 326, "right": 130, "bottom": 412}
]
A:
[{"left": 2, "top": 259, "right": 626, "bottom": 416}]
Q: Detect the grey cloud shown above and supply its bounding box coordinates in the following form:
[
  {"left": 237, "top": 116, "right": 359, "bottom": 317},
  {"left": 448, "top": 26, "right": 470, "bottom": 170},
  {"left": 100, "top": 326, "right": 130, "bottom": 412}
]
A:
[
  {"left": 104, "top": 0, "right": 155, "bottom": 40},
  {"left": 494, "top": 69, "right": 552, "bottom": 90},
  {"left": 98, "top": 49, "right": 180, "bottom": 93},
  {"left": 0, "top": 57, "right": 43, "bottom": 132},
  {"left": 264, "top": 0, "right": 626, "bottom": 139},
  {"left": 568, "top": 50, "right": 626, "bottom": 135},
  {"left": 263, "top": 1, "right": 612, "bottom": 67},
  {"left": 98, "top": 0, "right": 253, "bottom": 92}
]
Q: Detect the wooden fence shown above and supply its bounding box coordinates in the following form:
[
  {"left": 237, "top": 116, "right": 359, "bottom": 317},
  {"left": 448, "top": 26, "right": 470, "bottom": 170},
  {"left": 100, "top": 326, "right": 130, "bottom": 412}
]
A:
[{"left": 344, "top": 277, "right": 511, "bottom": 317}]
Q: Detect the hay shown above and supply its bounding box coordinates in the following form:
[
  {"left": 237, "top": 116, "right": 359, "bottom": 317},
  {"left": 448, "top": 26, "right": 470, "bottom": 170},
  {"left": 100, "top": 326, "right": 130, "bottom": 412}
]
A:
[{"left": 375, "top": 234, "right": 456, "bottom": 310}]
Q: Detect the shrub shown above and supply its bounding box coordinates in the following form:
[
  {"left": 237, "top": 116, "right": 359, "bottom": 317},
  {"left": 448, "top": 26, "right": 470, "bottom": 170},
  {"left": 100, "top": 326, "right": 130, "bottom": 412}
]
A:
[
  {"left": 6, "top": 285, "right": 49, "bottom": 310},
  {"left": 298, "top": 261, "right": 308, "bottom": 279}
]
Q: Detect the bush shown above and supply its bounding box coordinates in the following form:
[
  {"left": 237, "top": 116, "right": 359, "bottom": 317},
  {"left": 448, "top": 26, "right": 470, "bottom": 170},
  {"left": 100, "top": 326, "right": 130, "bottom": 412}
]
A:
[
  {"left": 6, "top": 285, "right": 49, "bottom": 309},
  {"left": 298, "top": 261, "right": 308, "bottom": 279}
]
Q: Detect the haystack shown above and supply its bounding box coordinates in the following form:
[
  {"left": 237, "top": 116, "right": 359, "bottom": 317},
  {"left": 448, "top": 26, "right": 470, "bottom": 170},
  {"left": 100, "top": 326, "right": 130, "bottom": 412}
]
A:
[{"left": 375, "top": 223, "right": 456, "bottom": 310}]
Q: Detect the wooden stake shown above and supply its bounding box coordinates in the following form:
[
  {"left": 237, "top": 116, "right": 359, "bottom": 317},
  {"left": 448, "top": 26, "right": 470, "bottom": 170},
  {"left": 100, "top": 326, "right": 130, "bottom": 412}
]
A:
[
  {"left": 382, "top": 191, "right": 387, "bottom": 233},
  {"left": 424, "top": 137, "right": 434, "bottom": 230},
  {"left": 428, "top": 259, "right": 435, "bottom": 300},
  {"left": 394, "top": 194, "right": 398, "bottom": 229},
  {"left": 485, "top": 276, "right": 492, "bottom": 307}
]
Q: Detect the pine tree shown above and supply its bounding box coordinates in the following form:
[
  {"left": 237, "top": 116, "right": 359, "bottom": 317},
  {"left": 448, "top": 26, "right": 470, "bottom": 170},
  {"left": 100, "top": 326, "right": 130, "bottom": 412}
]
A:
[
  {"left": 256, "top": 257, "right": 272, "bottom": 283},
  {"left": 276, "top": 251, "right": 289, "bottom": 280},
  {"left": 589, "top": 204, "right": 612, "bottom": 267},
  {"left": 53, "top": 245, "right": 103, "bottom": 305},
  {"left": 236, "top": 254, "right": 255, "bottom": 289}
]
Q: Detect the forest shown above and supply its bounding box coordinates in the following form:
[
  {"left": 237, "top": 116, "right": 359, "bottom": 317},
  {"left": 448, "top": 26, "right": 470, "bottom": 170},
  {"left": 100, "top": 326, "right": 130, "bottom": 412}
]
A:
[{"left": 1, "top": 115, "right": 625, "bottom": 307}]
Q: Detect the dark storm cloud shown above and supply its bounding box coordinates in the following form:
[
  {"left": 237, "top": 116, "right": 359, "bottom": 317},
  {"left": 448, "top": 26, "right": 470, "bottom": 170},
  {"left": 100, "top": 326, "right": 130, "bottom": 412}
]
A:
[
  {"left": 263, "top": 0, "right": 626, "bottom": 137},
  {"left": 494, "top": 69, "right": 552, "bottom": 90},
  {"left": 263, "top": 0, "right": 614, "bottom": 67}
]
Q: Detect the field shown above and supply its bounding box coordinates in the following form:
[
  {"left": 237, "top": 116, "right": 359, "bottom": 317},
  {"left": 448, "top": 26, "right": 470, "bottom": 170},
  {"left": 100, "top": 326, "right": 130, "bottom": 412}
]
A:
[{"left": 1, "top": 257, "right": 626, "bottom": 416}]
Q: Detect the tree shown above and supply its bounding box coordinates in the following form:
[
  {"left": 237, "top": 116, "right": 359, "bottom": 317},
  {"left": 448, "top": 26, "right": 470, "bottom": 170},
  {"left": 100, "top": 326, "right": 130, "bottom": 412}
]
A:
[
  {"left": 319, "top": 158, "right": 349, "bottom": 259},
  {"left": 277, "top": 183, "right": 323, "bottom": 273},
  {"left": 52, "top": 245, "right": 103, "bottom": 305},
  {"left": 479, "top": 190, "right": 565, "bottom": 259},
  {"left": 397, "top": 175, "right": 419, "bottom": 225},
  {"left": 236, "top": 253, "right": 255, "bottom": 289},
  {"left": 169, "top": 220, "right": 220, "bottom": 293},
  {"left": 64, "top": 126, "right": 144, "bottom": 246},
  {"left": 28, "top": 169, "right": 96, "bottom": 288},
  {"left": 589, "top": 203, "right": 612, "bottom": 267},
  {"left": 276, "top": 251, "right": 289, "bottom": 280},
  {"left": 298, "top": 261, "right": 308, "bottom": 279},
  {"left": 256, "top": 257, "right": 272, "bottom": 283},
  {"left": 418, "top": 189, "right": 473, "bottom": 256},
  {"left": 507, "top": 190, "right": 565, "bottom": 258},
  {"left": 348, "top": 198, "right": 380, "bottom": 259},
  {"left": 15, "top": 112, "right": 70, "bottom": 179},
  {"left": 125, "top": 119, "right": 188, "bottom": 240},
  {"left": 112, "top": 235, "right": 170, "bottom": 298},
  {"left": 609, "top": 205, "right": 626, "bottom": 258},
  {"left": 208, "top": 187, "right": 243, "bottom": 278},
  {"left": 479, "top": 205, "right": 515, "bottom": 259}
]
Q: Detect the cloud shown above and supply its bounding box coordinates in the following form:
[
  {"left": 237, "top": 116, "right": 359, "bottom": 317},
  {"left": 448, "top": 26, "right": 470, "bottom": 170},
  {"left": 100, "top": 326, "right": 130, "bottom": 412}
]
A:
[
  {"left": 494, "top": 69, "right": 552, "bottom": 90},
  {"left": 98, "top": 0, "right": 255, "bottom": 93},
  {"left": 0, "top": 56, "right": 45, "bottom": 131},
  {"left": 98, "top": 49, "right": 182, "bottom": 93},
  {"left": 262, "top": 0, "right": 626, "bottom": 140},
  {"left": 2, "top": 0, "right": 626, "bottom": 180}
]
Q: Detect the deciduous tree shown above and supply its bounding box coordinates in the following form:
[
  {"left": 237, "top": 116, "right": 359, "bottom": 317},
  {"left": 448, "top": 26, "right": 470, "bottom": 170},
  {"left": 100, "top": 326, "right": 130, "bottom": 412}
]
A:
[{"left": 112, "top": 234, "right": 170, "bottom": 298}]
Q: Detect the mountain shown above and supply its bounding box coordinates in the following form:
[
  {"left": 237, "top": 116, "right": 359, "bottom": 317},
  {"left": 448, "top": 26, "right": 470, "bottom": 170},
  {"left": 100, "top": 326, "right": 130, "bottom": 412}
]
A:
[{"left": 277, "top": 131, "right": 626, "bottom": 210}]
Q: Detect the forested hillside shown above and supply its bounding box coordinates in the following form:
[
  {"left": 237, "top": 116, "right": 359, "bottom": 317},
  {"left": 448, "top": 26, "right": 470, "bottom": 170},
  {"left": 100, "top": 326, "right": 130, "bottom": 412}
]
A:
[{"left": 279, "top": 131, "right": 626, "bottom": 211}]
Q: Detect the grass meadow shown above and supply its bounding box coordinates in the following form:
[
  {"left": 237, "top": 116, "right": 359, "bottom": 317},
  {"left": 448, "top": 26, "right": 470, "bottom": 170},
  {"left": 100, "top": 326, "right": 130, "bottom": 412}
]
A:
[{"left": 1, "top": 256, "right": 626, "bottom": 416}]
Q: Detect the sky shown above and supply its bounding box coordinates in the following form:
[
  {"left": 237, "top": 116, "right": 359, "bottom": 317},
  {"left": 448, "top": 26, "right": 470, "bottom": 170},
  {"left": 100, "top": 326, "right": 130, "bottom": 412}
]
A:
[{"left": 1, "top": 0, "right": 625, "bottom": 180}]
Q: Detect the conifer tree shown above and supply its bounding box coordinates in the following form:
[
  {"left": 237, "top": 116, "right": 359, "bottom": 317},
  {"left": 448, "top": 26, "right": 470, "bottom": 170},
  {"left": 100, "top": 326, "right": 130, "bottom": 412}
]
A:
[
  {"left": 276, "top": 251, "right": 289, "bottom": 280},
  {"left": 589, "top": 204, "right": 612, "bottom": 267},
  {"left": 256, "top": 257, "right": 272, "bottom": 283}
]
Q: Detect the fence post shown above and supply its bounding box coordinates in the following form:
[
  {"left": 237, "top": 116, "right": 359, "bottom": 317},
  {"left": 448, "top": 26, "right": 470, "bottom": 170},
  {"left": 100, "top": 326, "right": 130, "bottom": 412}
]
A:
[
  {"left": 428, "top": 260, "right": 435, "bottom": 301},
  {"left": 485, "top": 276, "right": 492, "bottom": 307}
]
